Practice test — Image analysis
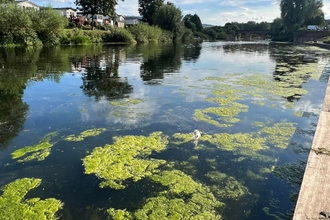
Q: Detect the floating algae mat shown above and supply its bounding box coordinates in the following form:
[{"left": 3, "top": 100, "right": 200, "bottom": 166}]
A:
[
  {"left": 11, "top": 128, "right": 107, "bottom": 162},
  {"left": 0, "top": 178, "right": 63, "bottom": 220},
  {"left": 172, "top": 121, "right": 296, "bottom": 151},
  {"left": 108, "top": 169, "right": 224, "bottom": 219},
  {"left": 193, "top": 59, "right": 326, "bottom": 128},
  {"left": 11, "top": 132, "right": 58, "bottom": 162},
  {"left": 83, "top": 132, "right": 169, "bottom": 189},
  {"left": 64, "top": 128, "right": 106, "bottom": 142}
]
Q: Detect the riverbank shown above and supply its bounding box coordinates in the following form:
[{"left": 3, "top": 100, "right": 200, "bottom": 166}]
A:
[{"left": 293, "top": 65, "right": 330, "bottom": 219}]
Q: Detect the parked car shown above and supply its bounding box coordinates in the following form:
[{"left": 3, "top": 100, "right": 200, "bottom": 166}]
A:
[{"left": 307, "top": 25, "right": 320, "bottom": 30}]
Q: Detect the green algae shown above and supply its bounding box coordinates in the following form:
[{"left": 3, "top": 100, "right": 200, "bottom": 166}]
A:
[
  {"left": 11, "top": 132, "right": 58, "bottom": 163},
  {"left": 64, "top": 128, "right": 106, "bottom": 142},
  {"left": 205, "top": 171, "right": 250, "bottom": 200},
  {"left": 169, "top": 156, "right": 199, "bottom": 176},
  {"left": 150, "top": 170, "right": 200, "bottom": 195},
  {"left": 172, "top": 132, "right": 194, "bottom": 144},
  {"left": 209, "top": 133, "right": 268, "bottom": 151},
  {"left": 108, "top": 169, "right": 224, "bottom": 220},
  {"left": 237, "top": 148, "right": 277, "bottom": 163},
  {"left": 83, "top": 132, "right": 169, "bottom": 189},
  {"left": 110, "top": 98, "right": 144, "bottom": 107},
  {"left": 107, "top": 208, "right": 132, "bottom": 220},
  {"left": 273, "top": 161, "right": 305, "bottom": 187},
  {"left": 293, "top": 111, "right": 304, "bottom": 117},
  {"left": 0, "top": 178, "right": 63, "bottom": 220},
  {"left": 259, "top": 122, "right": 296, "bottom": 149},
  {"left": 205, "top": 158, "right": 217, "bottom": 170},
  {"left": 246, "top": 170, "right": 264, "bottom": 180},
  {"left": 133, "top": 195, "right": 222, "bottom": 220}
]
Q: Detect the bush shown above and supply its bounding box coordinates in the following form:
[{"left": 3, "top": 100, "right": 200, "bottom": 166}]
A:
[
  {"left": 128, "top": 24, "right": 163, "bottom": 43},
  {"left": 181, "top": 28, "right": 194, "bottom": 42},
  {"left": 102, "top": 28, "right": 135, "bottom": 43}
]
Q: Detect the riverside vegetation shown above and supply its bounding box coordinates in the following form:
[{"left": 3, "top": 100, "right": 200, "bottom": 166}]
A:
[{"left": 0, "top": 4, "right": 175, "bottom": 47}]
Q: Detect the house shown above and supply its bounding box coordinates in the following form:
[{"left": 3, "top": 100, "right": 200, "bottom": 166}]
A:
[
  {"left": 76, "top": 12, "right": 124, "bottom": 28},
  {"left": 124, "top": 16, "right": 142, "bottom": 26},
  {"left": 116, "top": 15, "right": 125, "bottom": 28},
  {"left": 53, "top": 7, "right": 77, "bottom": 19},
  {"left": 15, "top": 0, "right": 39, "bottom": 10}
]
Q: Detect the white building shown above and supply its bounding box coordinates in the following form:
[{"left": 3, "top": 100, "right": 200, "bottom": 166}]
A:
[
  {"left": 15, "top": 0, "right": 39, "bottom": 10},
  {"left": 124, "top": 16, "right": 142, "bottom": 26},
  {"left": 53, "top": 7, "right": 77, "bottom": 19}
]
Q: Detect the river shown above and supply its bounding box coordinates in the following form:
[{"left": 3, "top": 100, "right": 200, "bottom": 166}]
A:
[{"left": 0, "top": 41, "right": 329, "bottom": 220}]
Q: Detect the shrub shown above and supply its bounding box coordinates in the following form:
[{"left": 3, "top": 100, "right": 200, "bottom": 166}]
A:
[
  {"left": 129, "top": 24, "right": 163, "bottom": 43},
  {"left": 181, "top": 28, "right": 194, "bottom": 42},
  {"left": 102, "top": 28, "right": 135, "bottom": 43}
]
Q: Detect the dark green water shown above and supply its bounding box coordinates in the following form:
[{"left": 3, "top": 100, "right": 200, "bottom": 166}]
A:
[{"left": 0, "top": 42, "right": 329, "bottom": 220}]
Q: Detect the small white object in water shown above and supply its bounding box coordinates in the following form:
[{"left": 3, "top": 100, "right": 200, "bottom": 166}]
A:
[{"left": 193, "top": 129, "right": 202, "bottom": 140}]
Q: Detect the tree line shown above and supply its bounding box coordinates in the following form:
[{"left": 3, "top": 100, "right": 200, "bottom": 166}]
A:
[{"left": 0, "top": 0, "right": 326, "bottom": 46}]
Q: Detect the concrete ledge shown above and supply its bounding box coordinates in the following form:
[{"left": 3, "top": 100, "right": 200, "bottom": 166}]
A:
[{"left": 293, "top": 78, "right": 330, "bottom": 219}]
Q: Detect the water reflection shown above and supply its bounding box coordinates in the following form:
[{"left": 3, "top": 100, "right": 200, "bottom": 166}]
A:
[
  {"left": 139, "top": 43, "right": 183, "bottom": 81},
  {"left": 0, "top": 48, "right": 38, "bottom": 147},
  {"left": 80, "top": 54, "right": 133, "bottom": 101}
]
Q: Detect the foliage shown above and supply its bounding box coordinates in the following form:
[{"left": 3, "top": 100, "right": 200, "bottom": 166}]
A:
[
  {"left": 83, "top": 132, "right": 169, "bottom": 189},
  {"left": 11, "top": 132, "right": 58, "bottom": 162},
  {"left": 138, "top": 0, "right": 164, "bottom": 25},
  {"left": 29, "top": 7, "right": 68, "bottom": 45},
  {"left": 153, "top": 4, "right": 184, "bottom": 41},
  {"left": 183, "top": 14, "right": 203, "bottom": 32},
  {"left": 0, "top": 178, "right": 63, "bottom": 220},
  {"left": 270, "top": 18, "right": 286, "bottom": 41},
  {"left": 0, "top": 4, "right": 67, "bottom": 46},
  {"left": 128, "top": 24, "right": 164, "bottom": 43},
  {"left": 102, "top": 28, "right": 135, "bottom": 43},
  {"left": 278, "top": 0, "right": 324, "bottom": 41},
  {"left": 181, "top": 28, "right": 194, "bottom": 42},
  {"left": 60, "top": 28, "right": 135, "bottom": 44},
  {"left": 0, "top": 4, "right": 39, "bottom": 46}
]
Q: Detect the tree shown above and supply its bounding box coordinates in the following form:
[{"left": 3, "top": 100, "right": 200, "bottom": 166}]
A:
[
  {"left": 75, "top": 0, "right": 122, "bottom": 29},
  {"left": 183, "top": 14, "right": 203, "bottom": 32},
  {"left": 280, "top": 0, "right": 323, "bottom": 28},
  {"left": 153, "top": 4, "right": 184, "bottom": 41},
  {"left": 29, "top": 7, "right": 68, "bottom": 45},
  {"left": 270, "top": 18, "right": 286, "bottom": 40},
  {"left": 280, "top": 0, "right": 324, "bottom": 41},
  {"left": 138, "top": 0, "right": 164, "bottom": 25},
  {"left": 189, "top": 14, "right": 203, "bottom": 32}
]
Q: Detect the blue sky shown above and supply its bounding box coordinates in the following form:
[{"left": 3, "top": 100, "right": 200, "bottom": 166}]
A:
[{"left": 35, "top": 0, "right": 330, "bottom": 26}]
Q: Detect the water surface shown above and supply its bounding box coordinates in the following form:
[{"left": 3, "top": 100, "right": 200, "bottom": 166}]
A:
[{"left": 0, "top": 42, "right": 329, "bottom": 220}]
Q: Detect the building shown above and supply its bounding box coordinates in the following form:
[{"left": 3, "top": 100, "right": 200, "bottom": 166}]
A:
[
  {"left": 53, "top": 7, "right": 77, "bottom": 19},
  {"left": 124, "top": 16, "right": 142, "bottom": 26},
  {"left": 15, "top": 0, "right": 39, "bottom": 10}
]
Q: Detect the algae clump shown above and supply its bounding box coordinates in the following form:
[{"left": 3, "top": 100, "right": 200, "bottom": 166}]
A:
[
  {"left": 209, "top": 133, "right": 268, "bottom": 151},
  {"left": 110, "top": 98, "right": 144, "bottom": 107},
  {"left": 259, "top": 122, "right": 296, "bottom": 149},
  {"left": 64, "top": 128, "right": 106, "bottom": 142},
  {"left": 11, "top": 132, "right": 58, "bottom": 163},
  {"left": 83, "top": 132, "right": 169, "bottom": 189},
  {"left": 206, "top": 171, "right": 250, "bottom": 200},
  {"left": 108, "top": 169, "right": 224, "bottom": 220},
  {"left": 0, "top": 178, "right": 63, "bottom": 220}
]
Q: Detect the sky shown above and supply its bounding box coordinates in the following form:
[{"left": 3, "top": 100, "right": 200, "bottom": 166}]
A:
[{"left": 36, "top": 0, "right": 330, "bottom": 26}]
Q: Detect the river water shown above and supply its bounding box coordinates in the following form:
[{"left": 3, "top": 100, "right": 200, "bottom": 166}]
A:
[{"left": 0, "top": 41, "right": 329, "bottom": 220}]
